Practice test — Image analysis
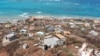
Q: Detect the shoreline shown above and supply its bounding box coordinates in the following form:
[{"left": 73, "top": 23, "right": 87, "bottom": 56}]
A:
[{"left": 0, "top": 15, "right": 100, "bottom": 23}]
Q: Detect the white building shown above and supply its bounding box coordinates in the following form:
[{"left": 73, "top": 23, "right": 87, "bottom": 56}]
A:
[
  {"left": 55, "top": 25, "right": 63, "bottom": 33},
  {"left": 36, "top": 31, "right": 45, "bottom": 36},
  {"left": 20, "top": 29, "right": 27, "bottom": 34},
  {"left": 27, "top": 33, "right": 34, "bottom": 37},
  {"left": 5, "top": 32, "right": 17, "bottom": 41},
  {"left": 89, "top": 30, "right": 98, "bottom": 36},
  {"left": 41, "top": 36, "right": 64, "bottom": 50},
  {"left": 69, "top": 22, "right": 79, "bottom": 28},
  {"left": 2, "top": 32, "right": 17, "bottom": 46}
]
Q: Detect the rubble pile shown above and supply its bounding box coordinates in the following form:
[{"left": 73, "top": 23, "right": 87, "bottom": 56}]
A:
[{"left": 79, "top": 43, "right": 100, "bottom": 56}]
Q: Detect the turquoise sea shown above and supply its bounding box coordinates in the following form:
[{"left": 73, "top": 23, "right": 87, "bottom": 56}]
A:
[{"left": 0, "top": 0, "right": 100, "bottom": 21}]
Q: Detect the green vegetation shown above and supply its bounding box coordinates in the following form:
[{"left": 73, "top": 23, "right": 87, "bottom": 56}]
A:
[
  {"left": 62, "top": 48, "right": 68, "bottom": 52},
  {"left": 68, "top": 52, "right": 74, "bottom": 56},
  {"left": 62, "top": 48, "right": 74, "bottom": 56}
]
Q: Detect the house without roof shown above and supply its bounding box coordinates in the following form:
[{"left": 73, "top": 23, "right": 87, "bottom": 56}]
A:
[
  {"left": 2, "top": 32, "right": 17, "bottom": 46},
  {"left": 5, "top": 32, "right": 17, "bottom": 41},
  {"left": 41, "top": 36, "right": 64, "bottom": 50}
]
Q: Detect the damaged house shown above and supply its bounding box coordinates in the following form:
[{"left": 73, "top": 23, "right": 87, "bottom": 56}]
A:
[
  {"left": 4, "top": 32, "right": 17, "bottom": 41},
  {"left": 39, "top": 35, "right": 65, "bottom": 50},
  {"left": 55, "top": 25, "right": 63, "bottom": 33},
  {"left": 2, "top": 32, "right": 17, "bottom": 46}
]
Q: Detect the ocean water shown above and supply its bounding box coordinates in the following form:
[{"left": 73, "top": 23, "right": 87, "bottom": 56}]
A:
[{"left": 0, "top": 0, "right": 100, "bottom": 21}]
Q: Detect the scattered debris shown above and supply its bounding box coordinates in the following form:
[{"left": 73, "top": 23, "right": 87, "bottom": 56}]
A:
[
  {"left": 0, "top": 16, "right": 99, "bottom": 56},
  {"left": 36, "top": 31, "right": 45, "bottom": 36},
  {"left": 79, "top": 43, "right": 100, "bottom": 56},
  {"left": 22, "top": 43, "right": 28, "bottom": 49}
]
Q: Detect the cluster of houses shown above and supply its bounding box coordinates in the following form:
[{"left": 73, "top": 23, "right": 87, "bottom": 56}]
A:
[
  {"left": 1, "top": 16, "right": 69, "bottom": 49},
  {"left": 0, "top": 16, "right": 100, "bottom": 56}
]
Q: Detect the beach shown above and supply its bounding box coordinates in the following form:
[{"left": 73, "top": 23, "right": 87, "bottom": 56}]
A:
[{"left": 0, "top": 15, "right": 100, "bottom": 23}]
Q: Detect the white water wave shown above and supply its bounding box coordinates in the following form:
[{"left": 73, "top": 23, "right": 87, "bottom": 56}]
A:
[
  {"left": 73, "top": 3, "right": 80, "bottom": 5},
  {"left": 65, "top": 2, "right": 80, "bottom": 5},
  {"left": 19, "top": 13, "right": 30, "bottom": 18},
  {"left": 46, "top": 3, "right": 49, "bottom": 5},
  {"left": 36, "top": 11, "right": 42, "bottom": 14}
]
